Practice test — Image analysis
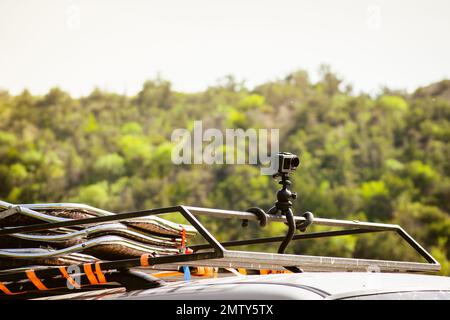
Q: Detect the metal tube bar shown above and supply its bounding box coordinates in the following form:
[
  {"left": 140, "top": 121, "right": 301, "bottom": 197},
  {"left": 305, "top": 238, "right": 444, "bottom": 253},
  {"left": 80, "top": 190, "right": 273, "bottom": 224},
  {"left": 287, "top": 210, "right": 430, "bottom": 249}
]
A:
[
  {"left": 184, "top": 206, "right": 398, "bottom": 230},
  {"left": 190, "top": 228, "right": 382, "bottom": 250},
  {"left": 174, "top": 250, "right": 441, "bottom": 273},
  {"left": 395, "top": 227, "right": 439, "bottom": 264},
  {"left": 180, "top": 206, "right": 225, "bottom": 254}
]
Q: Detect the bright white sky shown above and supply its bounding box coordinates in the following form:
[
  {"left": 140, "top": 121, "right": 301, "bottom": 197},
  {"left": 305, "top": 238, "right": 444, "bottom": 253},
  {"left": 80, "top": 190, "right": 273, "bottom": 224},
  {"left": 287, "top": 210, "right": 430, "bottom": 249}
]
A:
[{"left": 1, "top": 0, "right": 449, "bottom": 97}]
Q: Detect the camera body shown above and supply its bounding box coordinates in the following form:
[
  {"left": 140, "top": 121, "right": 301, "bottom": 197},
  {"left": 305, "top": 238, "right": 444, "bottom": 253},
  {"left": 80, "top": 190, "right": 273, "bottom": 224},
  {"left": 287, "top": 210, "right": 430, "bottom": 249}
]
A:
[{"left": 277, "top": 152, "right": 300, "bottom": 174}]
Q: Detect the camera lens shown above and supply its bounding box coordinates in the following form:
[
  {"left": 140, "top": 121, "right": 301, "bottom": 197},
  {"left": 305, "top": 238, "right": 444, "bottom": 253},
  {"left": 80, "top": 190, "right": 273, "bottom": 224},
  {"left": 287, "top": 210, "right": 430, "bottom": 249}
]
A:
[{"left": 291, "top": 156, "right": 300, "bottom": 168}]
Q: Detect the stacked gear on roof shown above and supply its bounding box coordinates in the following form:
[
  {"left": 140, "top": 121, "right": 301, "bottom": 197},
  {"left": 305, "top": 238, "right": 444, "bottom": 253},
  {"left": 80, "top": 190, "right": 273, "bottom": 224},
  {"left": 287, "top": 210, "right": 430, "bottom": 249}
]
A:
[{"left": 0, "top": 201, "right": 197, "bottom": 270}]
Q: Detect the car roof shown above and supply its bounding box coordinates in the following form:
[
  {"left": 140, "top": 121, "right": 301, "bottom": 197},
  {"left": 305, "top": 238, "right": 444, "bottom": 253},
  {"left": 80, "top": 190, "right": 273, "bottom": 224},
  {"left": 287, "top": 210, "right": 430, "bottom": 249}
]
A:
[{"left": 35, "top": 272, "right": 450, "bottom": 300}]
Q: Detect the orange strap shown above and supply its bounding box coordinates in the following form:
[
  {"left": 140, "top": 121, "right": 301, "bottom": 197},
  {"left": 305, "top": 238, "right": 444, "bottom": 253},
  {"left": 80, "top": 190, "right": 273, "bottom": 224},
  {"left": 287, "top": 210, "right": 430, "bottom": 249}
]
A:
[
  {"left": 237, "top": 268, "right": 247, "bottom": 275},
  {"left": 181, "top": 227, "right": 186, "bottom": 249},
  {"left": 26, "top": 270, "right": 49, "bottom": 291},
  {"left": 193, "top": 266, "right": 205, "bottom": 276},
  {"left": 192, "top": 267, "right": 215, "bottom": 277},
  {"left": 0, "top": 281, "right": 15, "bottom": 295},
  {"left": 152, "top": 271, "right": 184, "bottom": 278},
  {"left": 150, "top": 267, "right": 219, "bottom": 278},
  {"left": 260, "top": 269, "right": 291, "bottom": 275},
  {"left": 94, "top": 262, "right": 107, "bottom": 284},
  {"left": 205, "top": 267, "right": 213, "bottom": 277},
  {"left": 208, "top": 267, "right": 214, "bottom": 276},
  {"left": 59, "top": 266, "right": 80, "bottom": 289},
  {"left": 83, "top": 264, "right": 99, "bottom": 285},
  {"left": 140, "top": 254, "right": 150, "bottom": 267}
]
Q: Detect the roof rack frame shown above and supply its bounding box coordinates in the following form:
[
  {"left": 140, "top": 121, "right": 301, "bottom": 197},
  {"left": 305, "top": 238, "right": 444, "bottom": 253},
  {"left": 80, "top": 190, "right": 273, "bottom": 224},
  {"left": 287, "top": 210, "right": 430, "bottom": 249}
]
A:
[{"left": 0, "top": 204, "right": 441, "bottom": 286}]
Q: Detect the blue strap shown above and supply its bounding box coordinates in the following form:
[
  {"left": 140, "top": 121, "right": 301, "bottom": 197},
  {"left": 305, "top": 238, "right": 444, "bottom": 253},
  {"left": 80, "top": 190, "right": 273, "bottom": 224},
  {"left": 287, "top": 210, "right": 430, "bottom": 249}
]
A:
[{"left": 183, "top": 266, "right": 191, "bottom": 280}]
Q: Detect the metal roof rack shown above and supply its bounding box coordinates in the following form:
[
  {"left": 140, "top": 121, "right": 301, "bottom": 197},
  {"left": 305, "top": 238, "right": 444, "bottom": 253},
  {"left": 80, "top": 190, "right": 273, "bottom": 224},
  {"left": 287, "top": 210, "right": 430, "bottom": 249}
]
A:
[{"left": 0, "top": 203, "right": 441, "bottom": 290}]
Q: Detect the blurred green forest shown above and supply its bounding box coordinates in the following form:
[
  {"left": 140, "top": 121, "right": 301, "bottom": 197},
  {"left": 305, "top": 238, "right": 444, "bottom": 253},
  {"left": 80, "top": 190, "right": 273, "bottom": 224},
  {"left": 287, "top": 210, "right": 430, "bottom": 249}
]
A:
[{"left": 0, "top": 66, "right": 449, "bottom": 274}]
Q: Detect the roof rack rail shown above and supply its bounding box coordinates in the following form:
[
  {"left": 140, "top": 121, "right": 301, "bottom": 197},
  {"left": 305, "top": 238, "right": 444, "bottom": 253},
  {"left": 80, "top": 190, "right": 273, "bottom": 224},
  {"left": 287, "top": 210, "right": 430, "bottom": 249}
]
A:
[{"left": 0, "top": 203, "right": 441, "bottom": 292}]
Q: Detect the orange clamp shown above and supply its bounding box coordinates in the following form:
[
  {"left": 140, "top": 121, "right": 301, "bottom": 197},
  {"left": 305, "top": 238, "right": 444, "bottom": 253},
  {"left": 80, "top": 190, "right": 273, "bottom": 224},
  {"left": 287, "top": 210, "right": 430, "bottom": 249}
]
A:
[
  {"left": 95, "top": 262, "right": 107, "bottom": 284},
  {"left": 140, "top": 253, "right": 150, "bottom": 267},
  {"left": 26, "top": 270, "right": 49, "bottom": 291},
  {"left": 0, "top": 281, "right": 16, "bottom": 295},
  {"left": 181, "top": 227, "right": 186, "bottom": 248},
  {"left": 83, "top": 263, "right": 99, "bottom": 285}
]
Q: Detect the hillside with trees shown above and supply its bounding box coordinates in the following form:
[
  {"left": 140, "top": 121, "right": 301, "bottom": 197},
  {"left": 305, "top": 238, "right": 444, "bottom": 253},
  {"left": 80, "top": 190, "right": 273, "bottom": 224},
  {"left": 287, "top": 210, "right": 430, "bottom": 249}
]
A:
[{"left": 1, "top": 66, "right": 449, "bottom": 274}]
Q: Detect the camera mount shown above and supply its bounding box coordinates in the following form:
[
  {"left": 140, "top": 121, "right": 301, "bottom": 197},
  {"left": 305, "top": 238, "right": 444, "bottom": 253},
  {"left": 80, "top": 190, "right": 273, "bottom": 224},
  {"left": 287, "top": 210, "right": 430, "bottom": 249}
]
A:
[
  {"left": 266, "top": 171, "right": 297, "bottom": 216},
  {"left": 244, "top": 152, "right": 313, "bottom": 259},
  {"left": 267, "top": 170, "right": 298, "bottom": 255}
]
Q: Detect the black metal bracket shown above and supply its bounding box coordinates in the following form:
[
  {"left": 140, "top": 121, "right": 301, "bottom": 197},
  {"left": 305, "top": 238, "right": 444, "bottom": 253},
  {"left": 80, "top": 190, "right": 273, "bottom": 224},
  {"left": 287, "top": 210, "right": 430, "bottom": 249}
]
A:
[
  {"left": 242, "top": 207, "right": 268, "bottom": 227},
  {"left": 296, "top": 211, "right": 314, "bottom": 232}
]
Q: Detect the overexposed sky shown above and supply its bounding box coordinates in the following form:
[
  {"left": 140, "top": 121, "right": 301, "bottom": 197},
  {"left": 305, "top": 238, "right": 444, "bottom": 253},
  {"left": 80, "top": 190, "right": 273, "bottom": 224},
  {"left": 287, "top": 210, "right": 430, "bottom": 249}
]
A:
[{"left": 1, "top": 0, "right": 449, "bottom": 97}]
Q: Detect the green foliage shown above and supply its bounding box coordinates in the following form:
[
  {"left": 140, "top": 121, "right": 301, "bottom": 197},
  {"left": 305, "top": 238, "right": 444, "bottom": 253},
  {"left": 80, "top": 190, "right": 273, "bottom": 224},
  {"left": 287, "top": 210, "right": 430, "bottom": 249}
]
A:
[
  {"left": 118, "top": 135, "right": 151, "bottom": 161},
  {"left": 93, "top": 153, "right": 126, "bottom": 179},
  {"left": 1, "top": 69, "right": 449, "bottom": 275},
  {"left": 238, "top": 94, "right": 265, "bottom": 110},
  {"left": 121, "top": 122, "right": 143, "bottom": 135},
  {"left": 9, "top": 163, "right": 28, "bottom": 182},
  {"left": 405, "top": 160, "right": 438, "bottom": 193},
  {"left": 82, "top": 113, "right": 99, "bottom": 133},
  {"left": 71, "top": 181, "right": 110, "bottom": 208},
  {"left": 226, "top": 109, "right": 248, "bottom": 128},
  {"left": 378, "top": 95, "right": 409, "bottom": 113},
  {"left": 360, "top": 181, "right": 389, "bottom": 201}
]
